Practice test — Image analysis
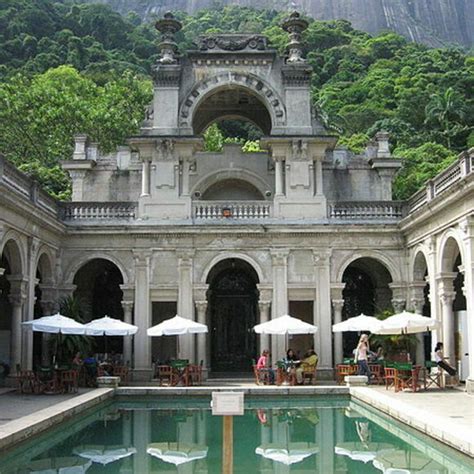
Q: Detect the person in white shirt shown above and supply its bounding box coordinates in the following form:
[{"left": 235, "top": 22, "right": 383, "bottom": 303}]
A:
[{"left": 434, "top": 342, "right": 456, "bottom": 376}]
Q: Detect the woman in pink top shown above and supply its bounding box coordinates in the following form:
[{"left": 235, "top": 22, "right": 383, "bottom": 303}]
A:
[{"left": 257, "top": 349, "right": 275, "bottom": 384}]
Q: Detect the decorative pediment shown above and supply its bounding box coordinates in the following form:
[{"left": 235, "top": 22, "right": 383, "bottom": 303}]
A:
[{"left": 196, "top": 34, "right": 268, "bottom": 52}]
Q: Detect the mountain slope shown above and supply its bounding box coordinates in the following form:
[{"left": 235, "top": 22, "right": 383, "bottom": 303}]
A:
[{"left": 82, "top": 0, "right": 473, "bottom": 48}]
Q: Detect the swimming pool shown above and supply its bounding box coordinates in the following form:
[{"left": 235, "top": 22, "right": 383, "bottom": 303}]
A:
[{"left": 1, "top": 396, "right": 473, "bottom": 473}]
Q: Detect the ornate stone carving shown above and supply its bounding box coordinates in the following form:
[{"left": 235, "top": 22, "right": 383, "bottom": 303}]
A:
[
  {"left": 155, "top": 12, "right": 182, "bottom": 65},
  {"left": 156, "top": 139, "right": 175, "bottom": 160},
  {"left": 282, "top": 11, "right": 309, "bottom": 64},
  {"left": 196, "top": 34, "right": 267, "bottom": 52},
  {"left": 270, "top": 249, "right": 289, "bottom": 266},
  {"left": 391, "top": 298, "right": 406, "bottom": 313},
  {"left": 332, "top": 299, "right": 345, "bottom": 312},
  {"left": 291, "top": 139, "right": 308, "bottom": 161},
  {"left": 312, "top": 250, "right": 331, "bottom": 267}
]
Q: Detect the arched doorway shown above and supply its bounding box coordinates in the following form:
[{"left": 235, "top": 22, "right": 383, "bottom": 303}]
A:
[
  {"left": 341, "top": 257, "right": 393, "bottom": 357},
  {"left": 73, "top": 258, "right": 124, "bottom": 355},
  {"left": 207, "top": 258, "right": 259, "bottom": 373}
]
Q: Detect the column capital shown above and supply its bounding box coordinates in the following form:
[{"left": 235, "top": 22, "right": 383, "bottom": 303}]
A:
[
  {"left": 9, "top": 291, "right": 27, "bottom": 307},
  {"left": 331, "top": 299, "right": 344, "bottom": 311},
  {"left": 270, "top": 249, "right": 289, "bottom": 266},
  {"left": 440, "top": 291, "right": 456, "bottom": 306},
  {"left": 391, "top": 298, "right": 406, "bottom": 313},
  {"left": 120, "top": 284, "right": 135, "bottom": 302},
  {"left": 435, "top": 272, "right": 457, "bottom": 282},
  {"left": 195, "top": 300, "right": 208, "bottom": 312},
  {"left": 312, "top": 249, "right": 331, "bottom": 267},
  {"left": 258, "top": 300, "right": 271, "bottom": 312},
  {"left": 330, "top": 283, "right": 345, "bottom": 300},
  {"left": 121, "top": 300, "right": 134, "bottom": 312},
  {"left": 133, "top": 250, "right": 152, "bottom": 265},
  {"left": 410, "top": 297, "right": 425, "bottom": 314},
  {"left": 177, "top": 249, "right": 195, "bottom": 266}
]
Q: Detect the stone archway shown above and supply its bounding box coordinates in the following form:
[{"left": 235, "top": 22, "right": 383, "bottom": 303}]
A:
[
  {"left": 341, "top": 257, "right": 393, "bottom": 357},
  {"left": 206, "top": 258, "right": 259, "bottom": 373}
]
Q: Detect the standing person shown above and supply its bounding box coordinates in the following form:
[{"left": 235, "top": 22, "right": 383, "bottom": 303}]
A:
[
  {"left": 256, "top": 349, "right": 275, "bottom": 384},
  {"left": 434, "top": 342, "right": 457, "bottom": 376},
  {"left": 355, "top": 334, "right": 371, "bottom": 381}
]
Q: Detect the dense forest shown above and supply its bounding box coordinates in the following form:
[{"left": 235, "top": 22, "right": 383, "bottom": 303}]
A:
[{"left": 0, "top": 1, "right": 473, "bottom": 200}]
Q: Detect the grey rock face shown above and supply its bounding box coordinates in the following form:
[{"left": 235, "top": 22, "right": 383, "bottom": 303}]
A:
[{"left": 83, "top": 0, "right": 473, "bottom": 48}]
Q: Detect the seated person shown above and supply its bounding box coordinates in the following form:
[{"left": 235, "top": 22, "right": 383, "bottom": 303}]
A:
[
  {"left": 72, "top": 352, "right": 83, "bottom": 370},
  {"left": 296, "top": 349, "right": 318, "bottom": 384},
  {"left": 434, "top": 342, "right": 457, "bottom": 376},
  {"left": 283, "top": 349, "right": 299, "bottom": 368},
  {"left": 256, "top": 349, "right": 275, "bottom": 384}
]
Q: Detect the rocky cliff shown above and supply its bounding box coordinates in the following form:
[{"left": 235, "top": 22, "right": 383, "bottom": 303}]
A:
[{"left": 83, "top": 0, "right": 473, "bottom": 48}]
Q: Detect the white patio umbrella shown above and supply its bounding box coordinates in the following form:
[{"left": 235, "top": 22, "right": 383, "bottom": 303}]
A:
[
  {"left": 22, "top": 313, "right": 86, "bottom": 334},
  {"left": 255, "top": 442, "right": 319, "bottom": 465},
  {"left": 147, "top": 315, "right": 208, "bottom": 357},
  {"left": 335, "top": 442, "right": 395, "bottom": 464},
  {"left": 74, "top": 445, "right": 137, "bottom": 465},
  {"left": 253, "top": 314, "right": 318, "bottom": 353},
  {"left": 147, "top": 442, "right": 208, "bottom": 465},
  {"left": 84, "top": 316, "right": 138, "bottom": 336},
  {"left": 332, "top": 314, "right": 383, "bottom": 333},
  {"left": 373, "top": 449, "right": 445, "bottom": 473},
  {"left": 373, "top": 311, "right": 440, "bottom": 335}
]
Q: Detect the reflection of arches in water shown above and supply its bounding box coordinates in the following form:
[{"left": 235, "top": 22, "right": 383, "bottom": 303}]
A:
[
  {"left": 342, "top": 258, "right": 393, "bottom": 357},
  {"left": 207, "top": 258, "right": 259, "bottom": 373}
]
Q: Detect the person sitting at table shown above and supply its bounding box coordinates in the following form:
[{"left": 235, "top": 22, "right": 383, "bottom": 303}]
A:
[
  {"left": 257, "top": 349, "right": 275, "bottom": 384},
  {"left": 296, "top": 349, "right": 318, "bottom": 384},
  {"left": 72, "top": 352, "right": 83, "bottom": 369},
  {"left": 434, "top": 342, "right": 457, "bottom": 376},
  {"left": 283, "top": 349, "right": 299, "bottom": 368}
]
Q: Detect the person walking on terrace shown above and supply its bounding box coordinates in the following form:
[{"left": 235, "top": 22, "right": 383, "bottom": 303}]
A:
[{"left": 355, "top": 334, "right": 371, "bottom": 381}]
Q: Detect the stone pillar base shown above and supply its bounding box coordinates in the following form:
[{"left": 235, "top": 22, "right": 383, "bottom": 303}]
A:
[
  {"left": 132, "top": 368, "right": 153, "bottom": 383},
  {"left": 317, "top": 368, "right": 334, "bottom": 381},
  {"left": 345, "top": 375, "right": 368, "bottom": 387},
  {"left": 465, "top": 378, "right": 474, "bottom": 395}
]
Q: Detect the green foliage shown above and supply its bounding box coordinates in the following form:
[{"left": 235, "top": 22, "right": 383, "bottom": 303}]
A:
[
  {"left": 0, "top": 2, "right": 472, "bottom": 200},
  {"left": 337, "top": 134, "right": 370, "bottom": 153}
]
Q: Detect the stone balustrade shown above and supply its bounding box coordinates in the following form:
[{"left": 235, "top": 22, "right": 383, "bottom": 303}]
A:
[
  {"left": 329, "top": 201, "right": 405, "bottom": 220},
  {"left": 407, "top": 149, "right": 473, "bottom": 214},
  {"left": 193, "top": 201, "right": 272, "bottom": 220},
  {"left": 60, "top": 202, "right": 137, "bottom": 221}
]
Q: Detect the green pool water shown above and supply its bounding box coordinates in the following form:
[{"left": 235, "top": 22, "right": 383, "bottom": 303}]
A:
[{"left": 1, "top": 397, "right": 473, "bottom": 473}]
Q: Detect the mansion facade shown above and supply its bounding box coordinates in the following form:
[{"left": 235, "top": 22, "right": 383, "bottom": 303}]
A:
[{"left": 0, "top": 13, "right": 473, "bottom": 390}]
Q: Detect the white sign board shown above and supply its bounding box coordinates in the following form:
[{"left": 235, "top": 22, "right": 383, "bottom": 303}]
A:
[{"left": 211, "top": 392, "right": 244, "bottom": 416}]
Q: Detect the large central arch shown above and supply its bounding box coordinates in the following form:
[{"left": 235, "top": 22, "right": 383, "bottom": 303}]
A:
[{"left": 206, "top": 258, "right": 260, "bottom": 373}]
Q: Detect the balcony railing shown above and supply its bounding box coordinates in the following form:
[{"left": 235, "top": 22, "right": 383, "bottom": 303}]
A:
[
  {"left": 407, "top": 150, "right": 473, "bottom": 214},
  {"left": 60, "top": 202, "right": 137, "bottom": 221},
  {"left": 193, "top": 201, "right": 272, "bottom": 220},
  {"left": 329, "top": 201, "right": 405, "bottom": 220}
]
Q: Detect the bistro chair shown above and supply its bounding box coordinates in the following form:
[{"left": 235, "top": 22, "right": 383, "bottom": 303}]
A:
[
  {"left": 275, "top": 361, "right": 295, "bottom": 386},
  {"left": 301, "top": 365, "right": 317, "bottom": 385},
  {"left": 395, "top": 363, "right": 422, "bottom": 392},
  {"left": 184, "top": 364, "right": 202, "bottom": 386},
  {"left": 60, "top": 370, "right": 79, "bottom": 394},
  {"left": 253, "top": 363, "right": 271, "bottom": 385},
  {"left": 368, "top": 363, "right": 384, "bottom": 384},
  {"left": 423, "top": 361, "right": 443, "bottom": 389},
  {"left": 113, "top": 366, "right": 130, "bottom": 385},
  {"left": 156, "top": 365, "right": 178, "bottom": 386},
  {"left": 383, "top": 366, "right": 399, "bottom": 391},
  {"left": 17, "top": 370, "right": 39, "bottom": 394},
  {"left": 336, "top": 364, "right": 357, "bottom": 384}
]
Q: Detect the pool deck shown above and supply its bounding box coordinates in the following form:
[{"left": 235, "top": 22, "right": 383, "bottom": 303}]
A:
[{"left": 0, "top": 383, "right": 472, "bottom": 458}]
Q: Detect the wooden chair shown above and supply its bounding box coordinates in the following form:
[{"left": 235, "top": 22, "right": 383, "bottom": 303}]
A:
[
  {"left": 383, "top": 367, "right": 399, "bottom": 391},
  {"left": 253, "top": 365, "right": 271, "bottom": 385},
  {"left": 17, "top": 370, "right": 39, "bottom": 394},
  {"left": 336, "top": 364, "right": 357, "bottom": 384},
  {"left": 368, "top": 364, "right": 384, "bottom": 384},
  {"left": 184, "top": 364, "right": 202, "bottom": 386},
  {"left": 157, "top": 365, "right": 178, "bottom": 386},
  {"left": 423, "top": 361, "right": 442, "bottom": 389},
  {"left": 60, "top": 370, "right": 79, "bottom": 393},
  {"left": 301, "top": 366, "right": 317, "bottom": 385},
  {"left": 113, "top": 366, "right": 130, "bottom": 385},
  {"left": 397, "top": 365, "right": 422, "bottom": 392}
]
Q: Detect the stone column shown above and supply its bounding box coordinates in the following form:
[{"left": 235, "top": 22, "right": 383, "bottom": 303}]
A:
[
  {"left": 40, "top": 299, "right": 55, "bottom": 366},
  {"left": 332, "top": 299, "right": 344, "bottom": 365},
  {"left": 8, "top": 282, "right": 27, "bottom": 374},
  {"left": 133, "top": 251, "right": 152, "bottom": 380},
  {"left": 270, "top": 250, "right": 289, "bottom": 361},
  {"left": 274, "top": 159, "right": 284, "bottom": 196},
  {"left": 460, "top": 217, "right": 474, "bottom": 393},
  {"left": 411, "top": 295, "right": 426, "bottom": 364},
  {"left": 314, "top": 250, "right": 332, "bottom": 373},
  {"left": 140, "top": 159, "right": 151, "bottom": 196},
  {"left": 258, "top": 300, "right": 271, "bottom": 354},
  {"left": 315, "top": 158, "right": 323, "bottom": 196},
  {"left": 195, "top": 300, "right": 207, "bottom": 367},
  {"left": 438, "top": 276, "right": 456, "bottom": 367},
  {"left": 177, "top": 250, "right": 195, "bottom": 361},
  {"left": 122, "top": 300, "right": 134, "bottom": 366}
]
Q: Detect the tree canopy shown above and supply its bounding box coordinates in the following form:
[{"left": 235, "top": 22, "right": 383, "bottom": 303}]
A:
[{"left": 0, "top": 2, "right": 472, "bottom": 200}]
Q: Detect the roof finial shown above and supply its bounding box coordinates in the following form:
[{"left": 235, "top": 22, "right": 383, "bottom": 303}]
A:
[
  {"left": 155, "top": 12, "right": 182, "bottom": 64},
  {"left": 281, "top": 11, "right": 308, "bottom": 64}
]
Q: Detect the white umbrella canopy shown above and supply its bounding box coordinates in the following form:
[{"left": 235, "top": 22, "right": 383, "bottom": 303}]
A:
[
  {"left": 84, "top": 316, "right": 138, "bottom": 336},
  {"left": 253, "top": 315, "right": 318, "bottom": 335},
  {"left": 335, "top": 442, "right": 395, "bottom": 464},
  {"left": 255, "top": 442, "right": 319, "bottom": 465},
  {"left": 147, "top": 442, "right": 208, "bottom": 465},
  {"left": 373, "top": 311, "right": 440, "bottom": 335},
  {"left": 147, "top": 315, "right": 208, "bottom": 336},
  {"left": 332, "top": 314, "right": 383, "bottom": 333},
  {"left": 373, "top": 449, "right": 445, "bottom": 473},
  {"left": 22, "top": 313, "right": 86, "bottom": 335},
  {"left": 74, "top": 445, "right": 137, "bottom": 465}
]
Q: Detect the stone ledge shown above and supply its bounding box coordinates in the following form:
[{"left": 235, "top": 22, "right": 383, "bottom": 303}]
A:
[
  {"left": 0, "top": 389, "right": 114, "bottom": 451},
  {"left": 97, "top": 376, "right": 120, "bottom": 388},
  {"left": 345, "top": 375, "right": 368, "bottom": 386}
]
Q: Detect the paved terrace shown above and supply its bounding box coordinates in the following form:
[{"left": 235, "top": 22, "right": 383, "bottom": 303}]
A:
[{"left": 0, "top": 383, "right": 473, "bottom": 459}]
